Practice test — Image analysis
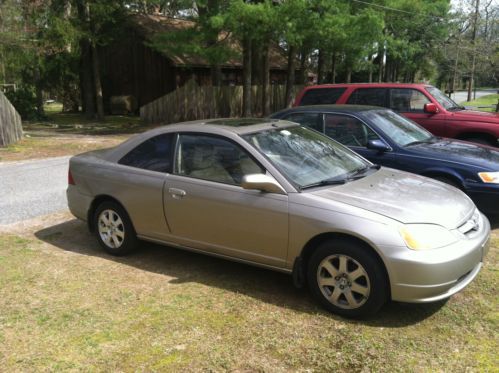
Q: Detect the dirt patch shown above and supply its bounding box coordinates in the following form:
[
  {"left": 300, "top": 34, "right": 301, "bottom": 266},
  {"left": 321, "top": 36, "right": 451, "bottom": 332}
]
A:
[{"left": 0, "top": 133, "right": 131, "bottom": 162}]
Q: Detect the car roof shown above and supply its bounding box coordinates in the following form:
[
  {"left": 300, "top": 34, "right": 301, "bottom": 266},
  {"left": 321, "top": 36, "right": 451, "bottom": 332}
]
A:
[
  {"left": 273, "top": 104, "right": 385, "bottom": 116},
  {"left": 116, "top": 118, "right": 297, "bottom": 150},
  {"left": 141, "top": 118, "right": 297, "bottom": 136},
  {"left": 107, "top": 118, "right": 299, "bottom": 162},
  {"left": 302, "top": 83, "right": 433, "bottom": 89}
]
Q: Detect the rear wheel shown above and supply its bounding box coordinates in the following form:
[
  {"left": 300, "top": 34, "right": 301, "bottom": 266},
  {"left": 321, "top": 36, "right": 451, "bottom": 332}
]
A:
[
  {"left": 94, "top": 201, "right": 138, "bottom": 256},
  {"left": 307, "top": 239, "right": 388, "bottom": 318}
]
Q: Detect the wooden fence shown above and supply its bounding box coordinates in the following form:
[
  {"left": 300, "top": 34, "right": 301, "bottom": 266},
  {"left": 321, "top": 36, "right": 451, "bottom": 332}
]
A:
[
  {"left": 0, "top": 91, "right": 22, "bottom": 147},
  {"left": 140, "top": 80, "right": 304, "bottom": 124}
]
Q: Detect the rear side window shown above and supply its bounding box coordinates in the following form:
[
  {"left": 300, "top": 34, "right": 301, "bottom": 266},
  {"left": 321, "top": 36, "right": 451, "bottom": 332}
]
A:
[
  {"left": 282, "top": 112, "right": 323, "bottom": 132},
  {"left": 299, "top": 88, "right": 346, "bottom": 105},
  {"left": 346, "top": 88, "right": 388, "bottom": 108},
  {"left": 119, "top": 134, "right": 173, "bottom": 173}
]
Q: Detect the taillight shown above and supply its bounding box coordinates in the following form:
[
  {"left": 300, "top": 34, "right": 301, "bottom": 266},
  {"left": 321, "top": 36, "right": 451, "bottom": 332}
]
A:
[{"left": 68, "top": 169, "right": 75, "bottom": 185}]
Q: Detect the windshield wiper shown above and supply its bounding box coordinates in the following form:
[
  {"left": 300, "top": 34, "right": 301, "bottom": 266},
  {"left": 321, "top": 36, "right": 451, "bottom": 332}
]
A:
[
  {"left": 300, "top": 165, "right": 379, "bottom": 190},
  {"left": 345, "top": 164, "right": 380, "bottom": 180},
  {"left": 300, "top": 178, "right": 346, "bottom": 190}
]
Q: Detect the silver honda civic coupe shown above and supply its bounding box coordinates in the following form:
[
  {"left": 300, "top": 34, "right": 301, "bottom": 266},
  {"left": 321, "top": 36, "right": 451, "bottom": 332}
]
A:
[{"left": 67, "top": 118, "right": 490, "bottom": 318}]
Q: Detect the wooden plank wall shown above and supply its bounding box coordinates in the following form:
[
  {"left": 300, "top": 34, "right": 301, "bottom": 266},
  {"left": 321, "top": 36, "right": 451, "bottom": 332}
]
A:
[
  {"left": 0, "top": 91, "right": 22, "bottom": 147},
  {"left": 140, "top": 79, "right": 304, "bottom": 124}
]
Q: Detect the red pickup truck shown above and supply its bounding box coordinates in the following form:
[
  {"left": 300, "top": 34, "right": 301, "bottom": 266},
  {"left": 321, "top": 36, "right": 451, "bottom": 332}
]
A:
[{"left": 294, "top": 83, "right": 499, "bottom": 147}]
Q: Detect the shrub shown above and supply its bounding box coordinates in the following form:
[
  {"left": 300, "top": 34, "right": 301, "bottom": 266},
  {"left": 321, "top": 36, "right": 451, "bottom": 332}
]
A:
[{"left": 5, "top": 87, "right": 40, "bottom": 120}]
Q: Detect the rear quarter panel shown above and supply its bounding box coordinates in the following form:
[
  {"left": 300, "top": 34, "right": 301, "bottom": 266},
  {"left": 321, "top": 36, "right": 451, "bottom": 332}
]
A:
[{"left": 69, "top": 154, "right": 170, "bottom": 239}]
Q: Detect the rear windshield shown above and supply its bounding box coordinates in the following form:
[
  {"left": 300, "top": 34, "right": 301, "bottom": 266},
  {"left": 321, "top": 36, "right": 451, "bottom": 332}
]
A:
[{"left": 299, "top": 88, "right": 346, "bottom": 105}]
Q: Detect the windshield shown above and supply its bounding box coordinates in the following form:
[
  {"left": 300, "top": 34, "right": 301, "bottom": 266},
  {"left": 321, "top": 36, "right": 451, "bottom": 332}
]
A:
[
  {"left": 363, "top": 110, "right": 434, "bottom": 147},
  {"left": 242, "top": 126, "right": 371, "bottom": 189},
  {"left": 426, "top": 87, "right": 462, "bottom": 110}
]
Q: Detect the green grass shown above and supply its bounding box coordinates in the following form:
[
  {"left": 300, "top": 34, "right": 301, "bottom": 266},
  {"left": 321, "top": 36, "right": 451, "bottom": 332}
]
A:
[
  {"left": 0, "top": 224, "right": 497, "bottom": 371},
  {"left": 461, "top": 94, "right": 499, "bottom": 112}
]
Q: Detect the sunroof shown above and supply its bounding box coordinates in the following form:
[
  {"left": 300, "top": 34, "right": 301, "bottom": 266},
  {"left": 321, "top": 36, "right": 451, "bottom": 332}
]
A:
[{"left": 207, "top": 118, "right": 278, "bottom": 127}]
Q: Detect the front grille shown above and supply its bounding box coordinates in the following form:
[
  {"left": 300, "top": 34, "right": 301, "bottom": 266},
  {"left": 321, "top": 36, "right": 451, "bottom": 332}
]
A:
[{"left": 458, "top": 209, "right": 481, "bottom": 236}]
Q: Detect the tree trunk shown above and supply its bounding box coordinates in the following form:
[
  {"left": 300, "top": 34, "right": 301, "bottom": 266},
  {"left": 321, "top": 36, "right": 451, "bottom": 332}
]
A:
[
  {"left": 285, "top": 45, "right": 297, "bottom": 108},
  {"left": 368, "top": 54, "right": 373, "bottom": 83},
  {"left": 91, "top": 43, "right": 104, "bottom": 121},
  {"left": 79, "top": 40, "right": 95, "bottom": 118},
  {"left": 210, "top": 65, "right": 222, "bottom": 86},
  {"left": 34, "top": 66, "right": 45, "bottom": 118},
  {"left": 242, "top": 36, "right": 252, "bottom": 117},
  {"left": 331, "top": 51, "right": 337, "bottom": 84},
  {"left": 76, "top": 0, "right": 95, "bottom": 118},
  {"left": 298, "top": 49, "right": 307, "bottom": 84},
  {"left": 346, "top": 65, "right": 352, "bottom": 83},
  {"left": 317, "top": 49, "right": 325, "bottom": 84},
  {"left": 378, "top": 44, "right": 384, "bottom": 82},
  {"left": 467, "top": 0, "right": 480, "bottom": 102},
  {"left": 261, "top": 41, "right": 270, "bottom": 116}
]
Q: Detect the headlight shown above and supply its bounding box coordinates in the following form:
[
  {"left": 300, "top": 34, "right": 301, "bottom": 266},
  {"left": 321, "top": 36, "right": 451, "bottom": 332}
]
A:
[
  {"left": 399, "top": 224, "right": 458, "bottom": 250},
  {"left": 478, "top": 172, "right": 499, "bottom": 184}
]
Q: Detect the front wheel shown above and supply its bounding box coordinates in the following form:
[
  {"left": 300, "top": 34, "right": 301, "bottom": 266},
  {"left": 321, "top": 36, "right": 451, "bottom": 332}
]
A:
[
  {"left": 94, "top": 201, "right": 138, "bottom": 256},
  {"left": 307, "top": 239, "right": 388, "bottom": 318}
]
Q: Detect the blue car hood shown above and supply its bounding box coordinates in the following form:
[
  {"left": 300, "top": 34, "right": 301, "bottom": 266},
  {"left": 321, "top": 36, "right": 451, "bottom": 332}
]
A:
[{"left": 405, "top": 138, "right": 499, "bottom": 169}]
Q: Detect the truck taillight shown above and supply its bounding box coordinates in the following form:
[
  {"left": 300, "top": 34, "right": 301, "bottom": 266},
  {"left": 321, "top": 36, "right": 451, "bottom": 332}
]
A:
[{"left": 68, "top": 169, "right": 75, "bottom": 185}]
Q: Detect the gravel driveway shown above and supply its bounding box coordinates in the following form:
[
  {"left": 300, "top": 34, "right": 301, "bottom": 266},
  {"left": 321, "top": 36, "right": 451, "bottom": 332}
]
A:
[{"left": 0, "top": 156, "right": 70, "bottom": 224}]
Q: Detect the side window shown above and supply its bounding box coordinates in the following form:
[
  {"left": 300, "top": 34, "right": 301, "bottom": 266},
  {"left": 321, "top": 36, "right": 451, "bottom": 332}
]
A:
[
  {"left": 324, "top": 114, "right": 379, "bottom": 147},
  {"left": 346, "top": 88, "right": 388, "bottom": 108},
  {"left": 299, "top": 88, "right": 346, "bottom": 105},
  {"left": 119, "top": 134, "right": 173, "bottom": 173},
  {"left": 390, "top": 89, "right": 431, "bottom": 112},
  {"left": 283, "top": 112, "right": 323, "bottom": 132},
  {"left": 175, "top": 134, "right": 264, "bottom": 185}
]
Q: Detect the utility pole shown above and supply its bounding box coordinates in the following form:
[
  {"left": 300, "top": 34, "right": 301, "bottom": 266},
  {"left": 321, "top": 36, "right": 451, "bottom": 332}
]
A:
[{"left": 467, "top": 0, "right": 480, "bottom": 102}]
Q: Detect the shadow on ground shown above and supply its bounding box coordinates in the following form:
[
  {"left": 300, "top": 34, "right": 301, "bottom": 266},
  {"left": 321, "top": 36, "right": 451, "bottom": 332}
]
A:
[{"left": 35, "top": 219, "right": 451, "bottom": 327}]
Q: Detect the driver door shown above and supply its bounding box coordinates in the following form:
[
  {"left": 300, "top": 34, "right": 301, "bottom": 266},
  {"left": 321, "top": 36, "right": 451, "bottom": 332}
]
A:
[{"left": 163, "top": 133, "right": 289, "bottom": 268}]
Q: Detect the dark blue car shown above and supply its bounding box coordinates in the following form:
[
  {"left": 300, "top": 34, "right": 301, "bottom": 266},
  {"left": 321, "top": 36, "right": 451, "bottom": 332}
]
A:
[{"left": 271, "top": 105, "right": 499, "bottom": 214}]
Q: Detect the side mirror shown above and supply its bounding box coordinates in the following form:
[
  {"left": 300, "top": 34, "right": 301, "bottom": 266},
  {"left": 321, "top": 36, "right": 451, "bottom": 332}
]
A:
[
  {"left": 366, "top": 139, "right": 391, "bottom": 152},
  {"left": 424, "top": 103, "right": 439, "bottom": 114},
  {"left": 241, "top": 174, "right": 286, "bottom": 194}
]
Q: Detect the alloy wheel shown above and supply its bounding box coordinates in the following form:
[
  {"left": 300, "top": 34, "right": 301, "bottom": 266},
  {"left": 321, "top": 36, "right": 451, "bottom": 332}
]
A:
[
  {"left": 98, "top": 209, "right": 125, "bottom": 249},
  {"left": 317, "top": 254, "right": 371, "bottom": 309}
]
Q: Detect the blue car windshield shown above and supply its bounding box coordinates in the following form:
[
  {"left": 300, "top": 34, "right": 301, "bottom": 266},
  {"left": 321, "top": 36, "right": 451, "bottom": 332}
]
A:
[
  {"left": 242, "top": 126, "right": 371, "bottom": 189},
  {"left": 363, "top": 110, "right": 434, "bottom": 147}
]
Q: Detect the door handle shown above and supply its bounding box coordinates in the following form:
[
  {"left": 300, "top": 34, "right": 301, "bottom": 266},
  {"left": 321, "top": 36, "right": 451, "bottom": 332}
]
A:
[{"left": 168, "top": 188, "right": 186, "bottom": 199}]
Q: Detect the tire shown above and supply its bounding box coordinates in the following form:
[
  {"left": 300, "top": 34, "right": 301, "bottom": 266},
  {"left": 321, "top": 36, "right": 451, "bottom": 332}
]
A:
[
  {"left": 307, "top": 239, "right": 388, "bottom": 318},
  {"left": 94, "top": 201, "right": 138, "bottom": 256}
]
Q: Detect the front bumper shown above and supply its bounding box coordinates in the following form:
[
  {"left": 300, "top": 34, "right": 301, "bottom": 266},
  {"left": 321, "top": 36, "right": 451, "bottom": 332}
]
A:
[{"left": 382, "top": 213, "right": 491, "bottom": 303}]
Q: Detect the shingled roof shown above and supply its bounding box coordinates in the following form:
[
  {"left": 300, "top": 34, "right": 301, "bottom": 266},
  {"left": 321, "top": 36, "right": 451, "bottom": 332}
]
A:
[{"left": 130, "top": 13, "right": 291, "bottom": 70}]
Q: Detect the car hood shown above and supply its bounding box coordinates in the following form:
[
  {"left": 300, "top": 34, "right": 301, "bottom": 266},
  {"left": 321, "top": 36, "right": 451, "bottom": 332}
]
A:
[
  {"left": 449, "top": 109, "right": 499, "bottom": 123},
  {"left": 308, "top": 168, "right": 474, "bottom": 229},
  {"left": 405, "top": 138, "right": 499, "bottom": 169}
]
